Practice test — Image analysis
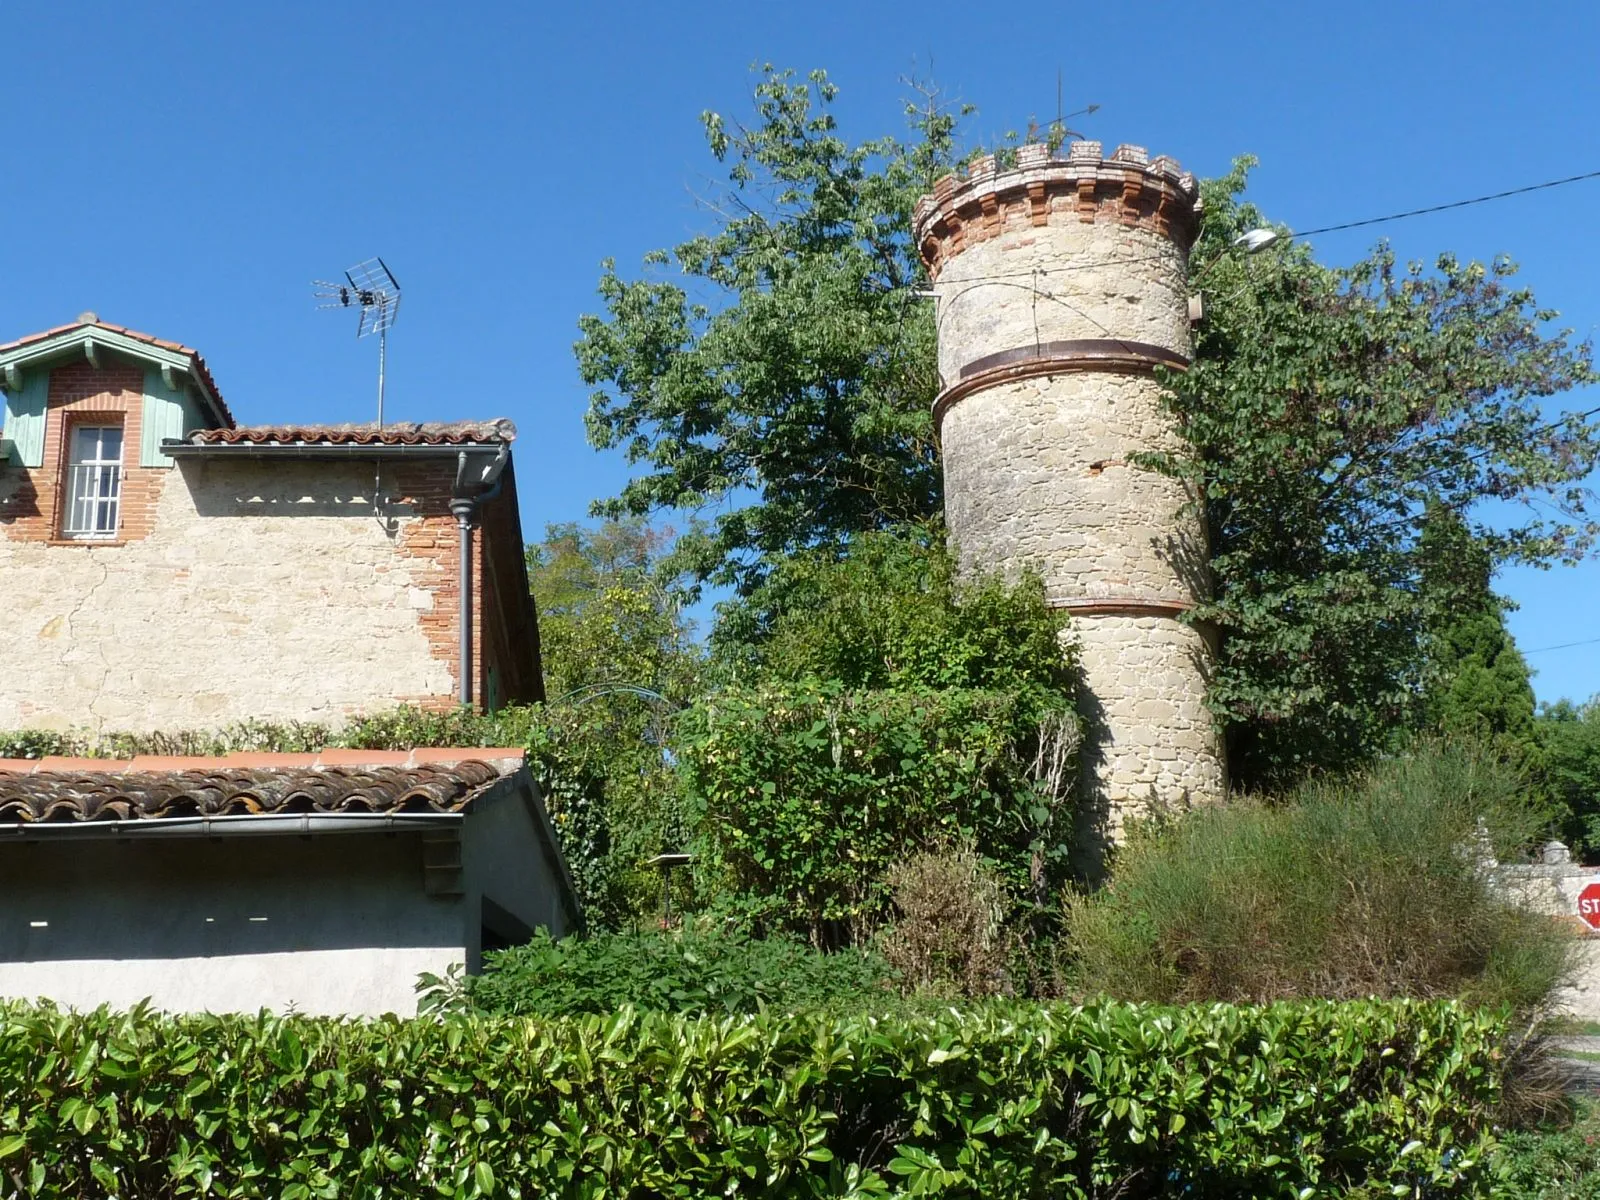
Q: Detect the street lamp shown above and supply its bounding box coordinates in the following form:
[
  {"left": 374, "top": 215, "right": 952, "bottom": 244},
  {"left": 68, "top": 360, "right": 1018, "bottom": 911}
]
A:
[{"left": 1188, "top": 227, "right": 1283, "bottom": 322}]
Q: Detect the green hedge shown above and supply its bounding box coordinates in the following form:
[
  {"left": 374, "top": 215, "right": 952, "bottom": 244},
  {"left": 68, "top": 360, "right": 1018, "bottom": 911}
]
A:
[
  {"left": 469, "top": 929, "right": 895, "bottom": 1017},
  {"left": 0, "top": 999, "right": 1504, "bottom": 1198}
]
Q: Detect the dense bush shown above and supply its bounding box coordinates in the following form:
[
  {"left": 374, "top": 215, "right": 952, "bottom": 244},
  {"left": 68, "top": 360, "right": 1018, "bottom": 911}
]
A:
[
  {"left": 877, "top": 846, "right": 1016, "bottom": 998},
  {"left": 712, "top": 529, "right": 1075, "bottom": 707},
  {"left": 469, "top": 928, "right": 893, "bottom": 1016},
  {"left": 0, "top": 998, "right": 1505, "bottom": 1198},
  {"left": 680, "top": 681, "right": 1075, "bottom": 946},
  {"left": 1066, "top": 745, "right": 1570, "bottom": 1011}
]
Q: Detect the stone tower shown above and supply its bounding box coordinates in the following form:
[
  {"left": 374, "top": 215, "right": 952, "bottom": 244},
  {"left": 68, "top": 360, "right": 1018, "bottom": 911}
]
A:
[{"left": 914, "top": 140, "right": 1226, "bottom": 843}]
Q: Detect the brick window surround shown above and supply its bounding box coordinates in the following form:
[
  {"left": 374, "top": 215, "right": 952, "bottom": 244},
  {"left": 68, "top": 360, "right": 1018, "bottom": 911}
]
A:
[{"left": 6, "top": 363, "right": 161, "bottom": 547}]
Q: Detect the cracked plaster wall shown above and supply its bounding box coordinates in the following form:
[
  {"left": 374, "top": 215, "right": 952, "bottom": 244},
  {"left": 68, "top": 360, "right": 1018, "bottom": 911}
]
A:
[{"left": 0, "top": 458, "right": 456, "bottom": 733}]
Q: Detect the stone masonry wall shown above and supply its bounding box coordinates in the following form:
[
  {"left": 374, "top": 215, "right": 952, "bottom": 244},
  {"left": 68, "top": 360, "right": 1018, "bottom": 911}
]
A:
[
  {"left": 940, "top": 371, "right": 1206, "bottom": 606},
  {"left": 0, "top": 457, "right": 467, "bottom": 732},
  {"left": 931, "top": 219, "right": 1191, "bottom": 385},
  {"left": 918, "top": 143, "right": 1225, "bottom": 840}
]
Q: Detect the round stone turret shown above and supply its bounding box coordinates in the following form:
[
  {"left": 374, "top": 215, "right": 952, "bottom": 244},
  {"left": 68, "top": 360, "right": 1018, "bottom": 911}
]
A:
[{"left": 916, "top": 140, "right": 1226, "bottom": 847}]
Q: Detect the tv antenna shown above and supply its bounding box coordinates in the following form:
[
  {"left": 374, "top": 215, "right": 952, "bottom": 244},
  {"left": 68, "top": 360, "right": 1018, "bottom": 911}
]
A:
[{"left": 313, "top": 257, "right": 401, "bottom": 427}]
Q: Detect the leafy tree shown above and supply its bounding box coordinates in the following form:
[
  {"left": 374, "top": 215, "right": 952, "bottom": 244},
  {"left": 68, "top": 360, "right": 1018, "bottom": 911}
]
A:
[
  {"left": 525, "top": 518, "right": 705, "bottom": 925},
  {"left": 1538, "top": 696, "right": 1600, "bottom": 857},
  {"left": 576, "top": 67, "right": 957, "bottom": 595},
  {"left": 1160, "top": 161, "right": 1598, "bottom": 786},
  {"left": 712, "top": 525, "right": 1073, "bottom": 711},
  {"left": 528, "top": 517, "right": 701, "bottom": 708},
  {"left": 1416, "top": 507, "right": 1539, "bottom": 767}
]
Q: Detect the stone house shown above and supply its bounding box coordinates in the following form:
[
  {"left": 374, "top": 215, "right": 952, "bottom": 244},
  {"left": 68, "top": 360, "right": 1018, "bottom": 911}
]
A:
[
  {"left": 0, "top": 316, "right": 543, "bottom": 731},
  {"left": 0, "top": 317, "right": 576, "bottom": 1014}
]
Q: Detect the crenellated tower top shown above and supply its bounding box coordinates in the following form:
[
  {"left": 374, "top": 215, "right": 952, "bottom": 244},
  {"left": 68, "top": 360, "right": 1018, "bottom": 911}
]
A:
[{"left": 913, "top": 142, "right": 1201, "bottom": 280}]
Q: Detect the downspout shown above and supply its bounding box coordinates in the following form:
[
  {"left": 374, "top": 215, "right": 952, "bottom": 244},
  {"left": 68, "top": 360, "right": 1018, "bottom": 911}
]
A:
[
  {"left": 451, "top": 492, "right": 476, "bottom": 707},
  {"left": 451, "top": 445, "right": 510, "bottom": 709}
]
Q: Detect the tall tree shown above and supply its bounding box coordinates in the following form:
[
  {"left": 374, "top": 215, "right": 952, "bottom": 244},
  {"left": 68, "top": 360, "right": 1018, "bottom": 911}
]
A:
[
  {"left": 1417, "top": 507, "right": 1538, "bottom": 766},
  {"left": 1539, "top": 697, "right": 1600, "bottom": 857},
  {"left": 576, "top": 67, "right": 957, "bottom": 596},
  {"left": 526, "top": 518, "right": 704, "bottom": 925},
  {"left": 1161, "top": 160, "right": 1598, "bottom": 786}
]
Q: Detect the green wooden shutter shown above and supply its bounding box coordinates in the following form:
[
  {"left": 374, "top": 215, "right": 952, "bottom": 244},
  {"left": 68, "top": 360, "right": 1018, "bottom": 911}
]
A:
[
  {"left": 2, "top": 370, "right": 48, "bottom": 467},
  {"left": 140, "top": 368, "right": 206, "bottom": 467}
]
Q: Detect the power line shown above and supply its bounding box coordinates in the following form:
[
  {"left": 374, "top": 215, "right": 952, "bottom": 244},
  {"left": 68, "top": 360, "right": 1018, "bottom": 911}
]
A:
[
  {"left": 1522, "top": 636, "right": 1600, "bottom": 656},
  {"left": 1294, "top": 169, "right": 1600, "bottom": 238}
]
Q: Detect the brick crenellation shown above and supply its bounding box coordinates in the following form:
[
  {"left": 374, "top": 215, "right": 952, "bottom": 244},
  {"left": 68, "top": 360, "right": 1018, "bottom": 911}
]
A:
[{"left": 915, "top": 142, "right": 1201, "bottom": 280}]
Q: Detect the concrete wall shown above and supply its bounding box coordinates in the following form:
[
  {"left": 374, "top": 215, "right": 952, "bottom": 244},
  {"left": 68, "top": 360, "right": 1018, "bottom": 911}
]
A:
[
  {"left": 0, "top": 457, "right": 459, "bottom": 731},
  {"left": 0, "top": 831, "right": 464, "bottom": 1016},
  {"left": 461, "top": 785, "right": 579, "bottom": 972}
]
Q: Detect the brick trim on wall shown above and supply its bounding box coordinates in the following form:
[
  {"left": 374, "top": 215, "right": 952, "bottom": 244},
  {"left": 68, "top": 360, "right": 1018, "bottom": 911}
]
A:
[{"left": 0, "top": 362, "right": 162, "bottom": 544}]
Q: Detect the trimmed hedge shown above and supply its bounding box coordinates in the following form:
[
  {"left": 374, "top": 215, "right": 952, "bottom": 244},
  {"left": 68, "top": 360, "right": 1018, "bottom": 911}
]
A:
[{"left": 1, "top": 999, "right": 1503, "bottom": 1198}]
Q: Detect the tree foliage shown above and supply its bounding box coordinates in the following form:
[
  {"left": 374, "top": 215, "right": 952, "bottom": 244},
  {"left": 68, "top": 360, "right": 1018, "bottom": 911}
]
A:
[
  {"left": 1417, "top": 507, "right": 1539, "bottom": 767},
  {"left": 1539, "top": 696, "right": 1600, "bottom": 858},
  {"left": 576, "top": 67, "right": 957, "bottom": 595},
  {"left": 525, "top": 518, "right": 704, "bottom": 923},
  {"left": 681, "top": 535, "right": 1079, "bottom": 948},
  {"left": 1162, "top": 161, "right": 1598, "bottom": 785},
  {"left": 580, "top": 72, "right": 1599, "bottom": 788}
]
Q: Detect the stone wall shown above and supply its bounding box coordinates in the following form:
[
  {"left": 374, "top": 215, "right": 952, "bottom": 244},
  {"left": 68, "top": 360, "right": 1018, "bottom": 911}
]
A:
[
  {"left": 0, "top": 455, "right": 484, "bottom": 732},
  {"left": 1496, "top": 847, "right": 1600, "bottom": 1020},
  {"left": 940, "top": 371, "right": 1206, "bottom": 605},
  {"left": 917, "top": 143, "right": 1225, "bottom": 840}
]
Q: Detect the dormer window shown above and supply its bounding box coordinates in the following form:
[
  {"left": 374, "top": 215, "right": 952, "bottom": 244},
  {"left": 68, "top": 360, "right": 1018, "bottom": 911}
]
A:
[{"left": 63, "top": 424, "right": 123, "bottom": 539}]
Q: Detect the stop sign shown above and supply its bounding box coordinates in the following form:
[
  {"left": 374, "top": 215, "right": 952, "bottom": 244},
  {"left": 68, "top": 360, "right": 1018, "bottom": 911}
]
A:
[{"left": 1578, "top": 882, "right": 1600, "bottom": 930}]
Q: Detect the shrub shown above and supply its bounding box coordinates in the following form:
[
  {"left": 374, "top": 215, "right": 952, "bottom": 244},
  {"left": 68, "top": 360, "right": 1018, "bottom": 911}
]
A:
[
  {"left": 1066, "top": 744, "right": 1571, "bottom": 1012},
  {"left": 1494, "top": 1097, "right": 1600, "bottom": 1198},
  {"left": 877, "top": 845, "right": 1016, "bottom": 998},
  {"left": 0, "top": 997, "right": 1506, "bottom": 1198},
  {"left": 679, "top": 682, "right": 1075, "bottom": 947},
  {"left": 468, "top": 928, "right": 893, "bottom": 1016}
]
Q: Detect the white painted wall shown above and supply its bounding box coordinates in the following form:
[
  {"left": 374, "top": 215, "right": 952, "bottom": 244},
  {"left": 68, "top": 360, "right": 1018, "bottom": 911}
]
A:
[
  {"left": 0, "top": 830, "right": 463, "bottom": 1016},
  {"left": 461, "top": 786, "right": 578, "bottom": 972}
]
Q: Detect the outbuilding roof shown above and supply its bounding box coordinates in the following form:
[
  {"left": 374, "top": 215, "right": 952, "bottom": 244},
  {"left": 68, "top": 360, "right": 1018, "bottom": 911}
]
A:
[{"left": 0, "top": 750, "right": 526, "bottom": 825}]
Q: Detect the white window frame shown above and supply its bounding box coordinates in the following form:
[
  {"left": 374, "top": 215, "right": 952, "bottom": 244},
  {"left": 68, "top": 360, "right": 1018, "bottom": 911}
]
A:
[{"left": 62, "top": 423, "right": 124, "bottom": 540}]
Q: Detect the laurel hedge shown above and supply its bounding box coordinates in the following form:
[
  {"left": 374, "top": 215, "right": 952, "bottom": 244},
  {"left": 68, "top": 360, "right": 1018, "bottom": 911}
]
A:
[{"left": 0, "top": 997, "right": 1510, "bottom": 1199}]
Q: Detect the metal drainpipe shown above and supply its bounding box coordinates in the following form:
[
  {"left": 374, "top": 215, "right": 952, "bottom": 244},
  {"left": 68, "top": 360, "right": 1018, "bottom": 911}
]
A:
[{"left": 451, "top": 494, "right": 477, "bottom": 708}]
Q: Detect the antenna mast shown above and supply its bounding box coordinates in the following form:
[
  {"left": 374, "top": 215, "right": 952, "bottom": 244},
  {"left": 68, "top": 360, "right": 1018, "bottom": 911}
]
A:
[{"left": 313, "top": 257, "right": 402, "bottom": 427}]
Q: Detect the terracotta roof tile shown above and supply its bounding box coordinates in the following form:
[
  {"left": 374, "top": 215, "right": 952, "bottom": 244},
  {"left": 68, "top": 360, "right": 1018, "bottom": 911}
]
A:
[
  {"left": 188, "top": 420, "right": 516, "bottom": 447},
  {"left": 0, "top": 753, "right": 520, "bottom": 825},
  {"left": 0, "top": 320, "right": 234, "bottom": 429}
]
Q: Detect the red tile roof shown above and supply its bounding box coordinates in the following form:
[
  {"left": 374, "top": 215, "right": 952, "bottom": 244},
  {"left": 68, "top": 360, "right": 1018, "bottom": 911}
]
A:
[
  {"left": 0, "top": 320, "right": 233, "bottom": 428},
  {"left": 185, "top": 420, "right": 516, "bottom": 446},
  {"left": 0, "top": 750, "right": 526, "bottom": 824}
]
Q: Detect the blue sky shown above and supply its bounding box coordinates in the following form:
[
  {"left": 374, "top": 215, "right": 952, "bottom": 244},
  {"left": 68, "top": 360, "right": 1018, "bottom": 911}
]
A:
[{"left": 6, "top": 1, "right": 1599, "bottom": 701}]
